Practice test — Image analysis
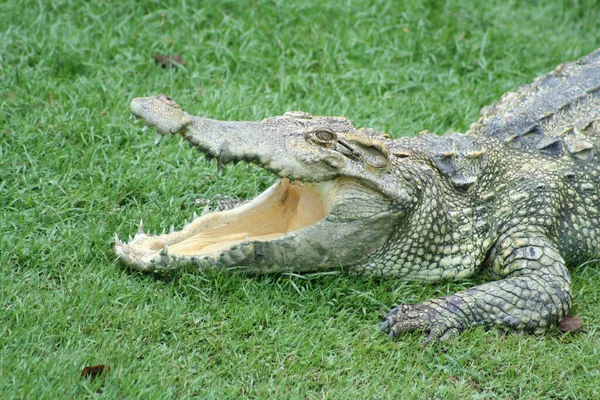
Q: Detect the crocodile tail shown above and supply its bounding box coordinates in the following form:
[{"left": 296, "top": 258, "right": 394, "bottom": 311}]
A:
[{"left": 467, "top": 48, "right": 600, "bottom": 162}]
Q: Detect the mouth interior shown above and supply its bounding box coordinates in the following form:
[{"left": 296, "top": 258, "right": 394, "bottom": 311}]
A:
[{"left": 156, "top": 178, "right": 332, "bottom": 256}]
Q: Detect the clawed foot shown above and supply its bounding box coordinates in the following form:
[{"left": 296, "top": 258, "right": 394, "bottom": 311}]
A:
[{"left": 381, "top": 302, "right": 465, "bottom": 345}]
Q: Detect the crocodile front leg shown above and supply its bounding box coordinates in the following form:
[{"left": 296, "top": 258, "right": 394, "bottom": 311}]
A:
[{"left": 382, "top": 234, "right": 572, "bottom": 343}]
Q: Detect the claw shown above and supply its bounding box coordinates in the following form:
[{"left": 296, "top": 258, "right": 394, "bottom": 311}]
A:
[
  {"left": 380, "top": 320, "right": 390, "bottom": 333},
  {"left": 154, "top": 131, "right": 163, "bottom": 145},
  {"left": 437, "top": 327, "right": 460, "bottom": 342},
  {"left": 386, "top": 305, "right": 400, "bottom": 318},
  {"left": 387, "top": 327, "right": 397, "bottom": 340}
]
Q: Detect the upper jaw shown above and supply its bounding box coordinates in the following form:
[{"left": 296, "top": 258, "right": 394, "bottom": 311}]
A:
[
  {"left": 129, "top": 96, "right": 367, "bottom": 186},
  {"left": 129, "top": 96, "right": 188, "bottom": 135}
]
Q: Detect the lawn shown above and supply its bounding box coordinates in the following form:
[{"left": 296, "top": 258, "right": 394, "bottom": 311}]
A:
[{"left": 2, "top": 0, "right": 600, "bottom": 398}]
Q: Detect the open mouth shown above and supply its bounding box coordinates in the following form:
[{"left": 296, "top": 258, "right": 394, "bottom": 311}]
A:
[
  {"left": 115, "top": 178, "right": 335, "bottom": 265},
  {"left": 115, "top": 117, "right": 338, "bottom": 270}
]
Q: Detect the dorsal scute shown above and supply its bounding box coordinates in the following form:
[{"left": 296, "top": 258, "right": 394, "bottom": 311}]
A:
[
  {"left": 415, "top": 132, "right": 490, "bottom": 191},
  {"left": 563, "top": 127, "right": 596, "bottom": 161},
  {"left": 467, "top": 48, "right": 600, "bottom": 163}
]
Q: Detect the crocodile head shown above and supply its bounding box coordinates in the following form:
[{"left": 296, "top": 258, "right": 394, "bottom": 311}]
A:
[{"left": 115, "top": 95, "right": 416, "bottom": 272}]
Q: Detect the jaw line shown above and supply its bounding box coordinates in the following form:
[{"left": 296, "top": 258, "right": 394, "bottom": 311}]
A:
[{"left": 115, "top": 177, "right": 339, "bottom": 271}]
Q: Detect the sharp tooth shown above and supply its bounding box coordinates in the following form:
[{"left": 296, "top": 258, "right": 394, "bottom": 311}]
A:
[
  {"left": 129, "top": 115, "right": 133, "bottom": 120},
  {"left": 154, "top": 132, "right": 163, "bottom": 145},
  {"left": 121, "top": 244, "right": 130, "bottom": 254},
  {"left": 201, "top": 204, "right": 210, "bottom": 216},
  {"left": 161, "top": 228, "right": 166, "bottom": 235},
  {"left": 138, "top": 219, "right": 144, "bottom": 234},
  {"left": 219, "top": 252, "right": 234, "bottom": 265},
  {"left": 170, "top": 224, "right": 175, "bottom": 233},
  {"left": 183, "top": 219, "right": 189, "bottom": 226},
  {"left": 160, "top": 245, "right": 169, "bottom": 256},
  {"left": 227, "top": 246, "right": 247, "bottom": 262},
  {"left": 143, "top": 125, "right": 148, "bottom": 132},
  {"left": 128, "top": 234, "right": 133, "bottom": 242},
  {"left": 193, "top": 211, "right": 198, "bottom": 219},
  {"left": 114, "top": 233, "right": 122, "bottom": 246}
]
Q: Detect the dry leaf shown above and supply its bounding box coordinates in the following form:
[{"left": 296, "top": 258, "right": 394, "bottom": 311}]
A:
[
  {"left": 81, "top": 365, "right": 111, "bottom": 380},
  {"left": 559, "top": 316, "right": 582, "bottom": 333}
]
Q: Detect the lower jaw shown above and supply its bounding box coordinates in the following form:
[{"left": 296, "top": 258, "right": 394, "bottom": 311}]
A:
[{"left": 115, "top": 178, "right": 337, "bottom": 271}]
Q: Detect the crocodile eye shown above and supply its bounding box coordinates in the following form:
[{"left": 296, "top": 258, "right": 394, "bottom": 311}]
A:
[
  {"left": 315, "top": 130, "right": 335, "bottom": 142},
  {"left": 158, "top": 94, "right": 179, "bottom": 108}
]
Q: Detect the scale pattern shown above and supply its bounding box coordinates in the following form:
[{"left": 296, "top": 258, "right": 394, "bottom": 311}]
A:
[{"left": 468, "top": 49, "right": 600, "bottom": 162}]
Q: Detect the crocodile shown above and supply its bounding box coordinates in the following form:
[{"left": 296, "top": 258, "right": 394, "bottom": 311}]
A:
[{"left": 115, "top": 49, "right": 600, "bottom": 342}]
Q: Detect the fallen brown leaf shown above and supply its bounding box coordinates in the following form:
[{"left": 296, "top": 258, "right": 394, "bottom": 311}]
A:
[
  {"left": 559, "top": 316, "right": 583, "bottom": 333},
  {"left": 81, "top": 365, "right": 111, "bottom": 380}
]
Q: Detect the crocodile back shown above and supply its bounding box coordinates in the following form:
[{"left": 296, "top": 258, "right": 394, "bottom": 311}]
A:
[{"left": 467, "top": 49, "right": 600, "bottom": 163}]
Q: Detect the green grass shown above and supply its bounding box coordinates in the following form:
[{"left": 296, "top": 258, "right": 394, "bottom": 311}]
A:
[{"left": 2, "top": 0, "right": 600, "bottom": 398}]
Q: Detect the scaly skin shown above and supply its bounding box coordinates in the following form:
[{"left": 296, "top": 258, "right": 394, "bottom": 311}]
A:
[{"left": 116, "top": 49, "right": 600, "bottom": 342}]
